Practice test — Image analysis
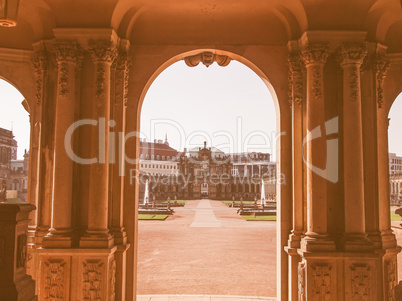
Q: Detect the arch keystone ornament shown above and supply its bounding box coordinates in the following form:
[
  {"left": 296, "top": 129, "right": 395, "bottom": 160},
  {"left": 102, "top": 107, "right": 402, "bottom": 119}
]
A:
[{"left": 184, "top": 51, "right": 231, "bottom": 68}]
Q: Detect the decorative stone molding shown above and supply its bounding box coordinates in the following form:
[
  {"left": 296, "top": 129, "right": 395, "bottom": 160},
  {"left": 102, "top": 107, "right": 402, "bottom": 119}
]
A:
[
  {"left": 311, "top": 264, "right": 332, "bottom": 299},
  {"left": 115, "top": 51, "right": 131, "bottom": 106},
  {"left": 89, "top": 40, "right": 118, "bottom": 63},
  {"left": 298, "top": 261, "right": 306, "bottom": 301},
  {"left": 348, "top": 64, "right": 359, "bottom": 102},
  {"left": 300, "top": 44, "right": 329, "bottom": 66},
  {"left": 83, "top": 260, "right": 104, "bottom": 300},
  {"left": 53, "top": 40, "right": 83, "bottom": 63},
  {"left": 109, "top": 258, "right": 116, "bottom": 301},
  {"left": 44, "top": 260, "right": 66, "bottom": 300},
  {"left": 350, "top": 264, "right": 370, "bottom": 300},
  {"left": 89, "top": 40, "right": 117, "bottom": 98},
  {"left": 301, "top": 44, "right": 328, "bottom": 101},
  {"left": 30, "top": 51, "right": 47, "bottom": 105},
  {"left": 184, "top": 51, "right": 231, "bottom": 68},
  {"left": 95, "top": 62, "right": 107, "bottom": 98},
  {"left": 287, "top": 53, "right": 304, "bottom": 106},
  {"left": 16, "top": 234, "right": 27, "bottom": 268},
  {"left": 385, "top": 259, "right": 397, "bottom": 301},
  {"left": 337, "top": 44, "right": 367, "bottom": 102},
  {"left": 337, "top": 44, "right": 368, "bottom": 66},
  {"left": 53, "top": 40, "right": 83, "bottom": 98},
  {"left": 374, "top": 54, "right": 390, "bottom": 108}
]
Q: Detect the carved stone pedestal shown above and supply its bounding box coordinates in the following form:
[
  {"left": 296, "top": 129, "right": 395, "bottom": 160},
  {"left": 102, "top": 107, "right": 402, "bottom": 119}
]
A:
[
  {"left": 297, "top": 250, "right": 399, "bottom": 300},
  {"left": 36, "top": 247, "right": 117, "bottom": 301},
  {"left": 0, "top": 204, "right": 38, "bottom": 301}
]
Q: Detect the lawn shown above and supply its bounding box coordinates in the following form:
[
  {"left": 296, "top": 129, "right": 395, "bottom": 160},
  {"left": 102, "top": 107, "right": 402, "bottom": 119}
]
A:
[
  {"left": 4, "top": 198, "right": 24, "bottom": 204},
  {"left": 221, "top": 200, "right": 254, "bottom": 205},
  {"left": 242, "top": 215, "right": 277, "bottom": 221},
  {"left": 138, "top": 214, "right": 168, "bottom": 220},
  {"left": 159, "top": 200, "right": 187, "bottom": 205},
  {"left": 391, "top": 211, "right": 402, "bottom": 222}
]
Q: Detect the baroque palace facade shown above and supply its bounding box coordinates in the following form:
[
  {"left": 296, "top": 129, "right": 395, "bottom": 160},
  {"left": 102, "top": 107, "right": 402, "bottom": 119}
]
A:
[
  {"left": 0, "top": 1, "right": 402, "bottom": 301},
  {"left": 138, "top": 139, "right": 275, "bottom": 201}
]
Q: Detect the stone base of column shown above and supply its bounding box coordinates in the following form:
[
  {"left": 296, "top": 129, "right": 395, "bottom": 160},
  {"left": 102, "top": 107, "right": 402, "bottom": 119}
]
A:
[
  {"left": 301, "top": 234, "right": 336, "bottom": 252},
  {"left": 341, "top": 233, "right": 374, "bottom": 252},
  {"left": 285, "top": 246, "right": 301, "bottom": 301},
  {"left": 366, "top": 231, "right": 383, "bottom": 249},
  {"left": 36, "top": 247, "right": 117, "bottom": 300},
  {"left": 79, "top": 232, "right": 114, "bottom": 248},
  {"left": 296, "top": 249, "right": 400, "bottom": 300},
  {"left": 42, "top": 231, "right": 75, "bottom": 248},
  {"left": 380, "top": 230, "right": 398, "bottom": 250}
]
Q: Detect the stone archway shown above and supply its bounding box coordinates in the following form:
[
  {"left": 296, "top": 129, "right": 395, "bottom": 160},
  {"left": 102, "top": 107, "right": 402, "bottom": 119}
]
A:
[{"left": 126, "top": 48, "right": 292, "bottom": 300}]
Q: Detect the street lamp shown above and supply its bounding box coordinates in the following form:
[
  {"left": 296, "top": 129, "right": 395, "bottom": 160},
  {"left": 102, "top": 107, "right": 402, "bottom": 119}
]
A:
[{"left": 0, "top": 0, "right": 19, "bottom": 27}]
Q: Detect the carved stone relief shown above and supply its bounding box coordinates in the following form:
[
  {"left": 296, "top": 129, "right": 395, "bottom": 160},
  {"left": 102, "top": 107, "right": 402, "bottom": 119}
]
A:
[
  {"left": 83, "top": 260, "right": 104, "bottom": 301},
  {"left": 311, "top": 264, "right": 332, "bottom": 301},
  {"left": 109, "top": 259, "right": 116, "bottom": 301},
  {"left": 350, "top": 264, "right": 370, "bottom": 300},
  {"left": 16, "top": 234, "right": 27, "bottom": 269},
  {"left": 301, "top": 44, "right": 329, "bottom": 101},
  {"left": 184, "top": 51, "right": 231, "bottom": 68},
  {"left": 298, "top": 261, "right": 306, "bottom": 301},
  {"left": 374, "top": 55, "right": 390, "bottom": 109},
  {"left": 288, "top": 53, "right": 304, "bottom": 106},
  {"left": 44, "top": 260, "right": 65, "bottom": 301},
  {"left": 30, "top": 51, "right": 47, "bottom": 105},
  {"left": 385, "top": 259, "right": 397, "bottom": 301}
]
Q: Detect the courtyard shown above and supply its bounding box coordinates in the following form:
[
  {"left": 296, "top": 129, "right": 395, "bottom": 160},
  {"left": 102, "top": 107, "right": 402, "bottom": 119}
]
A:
[{"left": 137, "top": 199, "right": 277, "bottom": 298}]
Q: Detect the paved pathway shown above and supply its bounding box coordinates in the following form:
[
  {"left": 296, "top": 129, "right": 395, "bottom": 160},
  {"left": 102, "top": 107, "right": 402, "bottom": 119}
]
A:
[
  {"left": 137, "top": 295, "right": 276, "bottom": 301},
  {"left": 137, "top": 199, "right": 277, "bottom": 297},
  {"left": 190, "top": 199, "right": 223, "bottom": 228}
]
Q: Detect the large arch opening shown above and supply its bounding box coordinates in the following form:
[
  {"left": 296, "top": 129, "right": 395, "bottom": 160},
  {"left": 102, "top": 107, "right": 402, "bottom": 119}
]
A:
[
  {"left": 0, "top": 78, "right": 30, "bottom": 203},
  {"left": 135, "top": 51, "right": 281, "bottom": 299},
  {"left": 388, "top": 92, "right": 402, "bottom": 280}
]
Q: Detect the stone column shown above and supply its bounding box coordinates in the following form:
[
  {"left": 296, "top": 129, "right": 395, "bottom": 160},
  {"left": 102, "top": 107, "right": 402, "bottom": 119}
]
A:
[
  {"left": 374, "top": 55, "right": 397, "bottom": 250},
  {"left": 43, "top": 41, "right": 82, "bottom": 248},
  {"left": 300, "top": 44, "right": 335, "bottom": 251},
  {"left": 337, "top": 43, "right": 372, "bottom": 251},
  {"left": 80, "top": 40, "right": 117, "bottom": 248},
  {"left": 110, "top": 45, "right": 131, "bottom": 301},
  {"left": 285, "top": 53, "right": 305, "bottom": 300}
]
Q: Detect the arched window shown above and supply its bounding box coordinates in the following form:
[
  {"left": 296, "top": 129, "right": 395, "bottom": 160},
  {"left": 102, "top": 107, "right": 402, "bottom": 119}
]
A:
[
  {"left": 162, "top": 156, "right": 165, "bottom": 160},
  {"left": 157, "top": 155, "right": 160, "bottom": 160}
]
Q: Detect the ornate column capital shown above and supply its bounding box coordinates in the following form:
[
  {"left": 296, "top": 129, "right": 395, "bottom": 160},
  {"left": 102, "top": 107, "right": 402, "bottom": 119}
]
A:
[
  {"left": 287, "top": 53, "right": 304, "bottom": 106},
  {"left": 53, "top": 40, "right": 84, "bottom": 64},
  {"left": 337, "top": 43, "right": 368, "bottom": 66},
  {"left": 374, "top": 54, "right": 390, "bottom": 108},
  {"left": 89, "top": 40, "right": 118, "bottom": 63},
  {"left": 300, "top": 43, "right": 329, "bottom": 66},
  {"left": 31, "top": 51, "right": 47, "bottom": 72}
]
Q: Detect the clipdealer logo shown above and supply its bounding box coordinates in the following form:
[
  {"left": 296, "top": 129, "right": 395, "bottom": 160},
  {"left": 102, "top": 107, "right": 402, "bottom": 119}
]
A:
[{"left": 302, "top": 117, "right": 339, "bottom": 183}]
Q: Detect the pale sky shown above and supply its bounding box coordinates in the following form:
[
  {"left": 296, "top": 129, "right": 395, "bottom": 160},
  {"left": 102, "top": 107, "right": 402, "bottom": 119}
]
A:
[
  {"left": 140, "top": 60, "right": 278, "bottom": 159},
  {"left": 0, "top": 80, "right": 30, "bottom": 159}
]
